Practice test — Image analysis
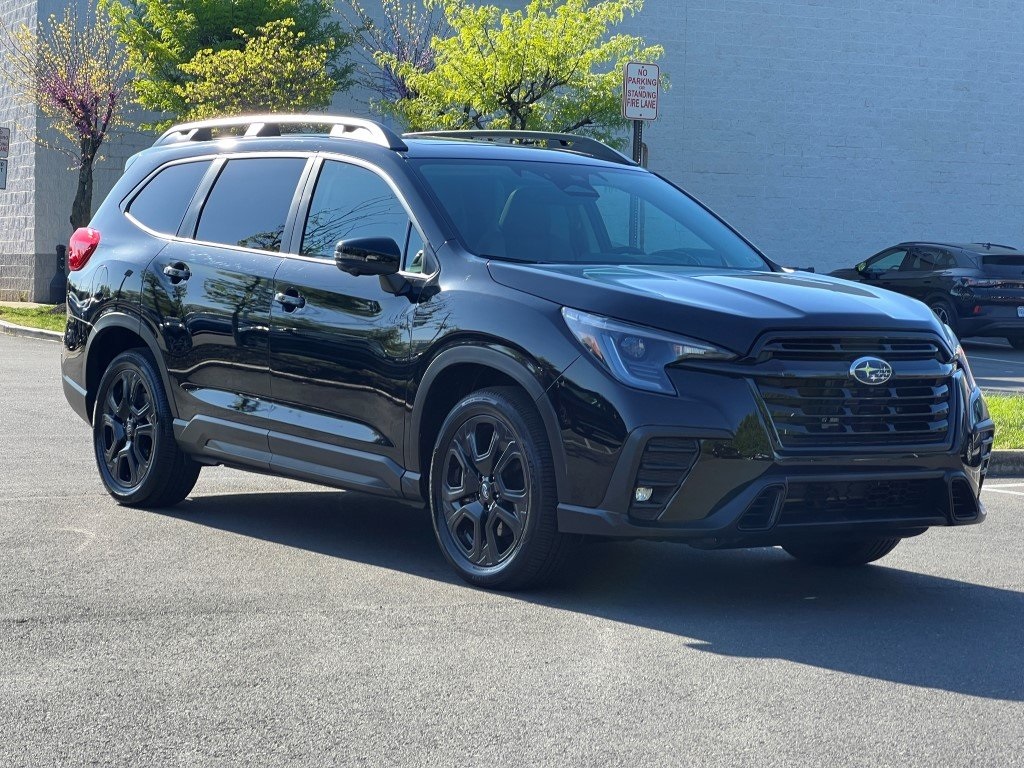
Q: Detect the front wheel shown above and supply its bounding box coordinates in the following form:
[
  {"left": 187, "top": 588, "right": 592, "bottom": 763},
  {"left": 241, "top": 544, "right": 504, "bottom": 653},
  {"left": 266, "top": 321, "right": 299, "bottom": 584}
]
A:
[
  {"left": 1008, "top": 336, "right": 1024, "bottom": 351},
  {"left": 782, "top": 537, "right": 901, "bottom": 566},
  {"left": 93, "top": 349, "right": 200, "bottom": 507},
  {"left": 429, "top": 387, "right": 569, "bottom": 590}
]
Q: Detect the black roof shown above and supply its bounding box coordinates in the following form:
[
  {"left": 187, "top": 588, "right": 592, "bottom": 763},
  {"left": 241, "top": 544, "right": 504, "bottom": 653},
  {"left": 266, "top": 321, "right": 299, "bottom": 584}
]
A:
[{"left": 895, "top": 241, "right": 1023, "bottom": 256}]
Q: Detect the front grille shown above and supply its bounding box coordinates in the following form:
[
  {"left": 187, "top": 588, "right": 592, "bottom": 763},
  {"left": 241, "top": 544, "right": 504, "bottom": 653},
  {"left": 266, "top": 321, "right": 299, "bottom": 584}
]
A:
[
  {"left": 759, "top": 336, "right": 946, "bottom": 362},
  {"left": 779, "top": 480, "right": 942, "bottom": 526},
  {"left": 758, "top": 376, "right": 952, "bottom": 448},
  {"left": 754, "top": 333, "right": 954, "bottom": 450},
  {"left": 629, "top": 437, "right": 699, "bottom": 520}
]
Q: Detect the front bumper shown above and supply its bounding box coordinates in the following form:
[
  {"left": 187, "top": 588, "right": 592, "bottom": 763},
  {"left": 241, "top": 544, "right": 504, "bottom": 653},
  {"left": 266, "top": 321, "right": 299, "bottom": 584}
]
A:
[{"left": 547, "top": 337, "right": 994, "bottom": 546}]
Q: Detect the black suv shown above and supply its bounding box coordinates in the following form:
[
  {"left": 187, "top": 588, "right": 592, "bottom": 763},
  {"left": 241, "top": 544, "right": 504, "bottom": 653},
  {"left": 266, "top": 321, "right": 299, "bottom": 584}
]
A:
[
  {"left": 62, "top": 115, "right": 994, "bottom": 589},
  {"left": 831, "top": 242, "right": 1024, "bottom": 348}
]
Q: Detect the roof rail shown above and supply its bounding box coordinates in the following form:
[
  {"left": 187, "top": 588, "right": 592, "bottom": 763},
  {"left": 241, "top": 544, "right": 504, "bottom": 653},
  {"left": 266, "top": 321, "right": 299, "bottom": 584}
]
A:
[
  {"left": 154, "top": 114, "right": 409, "bottom": 151},
  {"left": 404, "top": 129, "right": 636, "bottom": 166}
]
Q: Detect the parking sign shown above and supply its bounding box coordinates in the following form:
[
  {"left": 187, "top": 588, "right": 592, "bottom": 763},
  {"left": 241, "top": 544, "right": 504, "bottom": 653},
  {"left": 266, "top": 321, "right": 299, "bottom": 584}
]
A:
[
  {"left": 622, "top": 62, "right": 660, "bottom": 121},
  {"left": 0, "top": 127, "right": 9, "bottom": 157}
]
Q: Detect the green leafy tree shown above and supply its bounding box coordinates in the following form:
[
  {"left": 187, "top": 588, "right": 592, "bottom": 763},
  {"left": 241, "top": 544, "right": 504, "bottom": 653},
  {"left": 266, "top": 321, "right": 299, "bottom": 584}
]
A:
[
  {"left": 176, "top": 19, "right": 337, "bottom": 120},
  {"left": 101, "top": 0, "right": 353, "bottom": 128},
  {"left": 0, "top": 4, "right": 133, "bottom": 229},
  {"left": 383, "top": 0, "right": 663, "bottom": 144}
]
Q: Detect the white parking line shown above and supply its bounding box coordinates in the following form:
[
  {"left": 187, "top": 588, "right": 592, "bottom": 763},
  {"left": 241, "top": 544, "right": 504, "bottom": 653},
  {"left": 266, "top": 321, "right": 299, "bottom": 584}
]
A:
[
  {"left": 984, "top": 488, "right": 1024, "bottom": 497},
  {"left": 971, "top": 355, "right": 1024, "bottom": 367},
  {"left": 986, "top": 482, "right": 1024, "bottom": 488}
]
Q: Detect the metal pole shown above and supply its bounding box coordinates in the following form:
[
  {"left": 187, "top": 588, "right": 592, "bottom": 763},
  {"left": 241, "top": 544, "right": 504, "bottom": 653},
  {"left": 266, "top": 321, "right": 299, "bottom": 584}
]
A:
[{"left": 629, "top": 120, "right": 643, "bottom": 247}]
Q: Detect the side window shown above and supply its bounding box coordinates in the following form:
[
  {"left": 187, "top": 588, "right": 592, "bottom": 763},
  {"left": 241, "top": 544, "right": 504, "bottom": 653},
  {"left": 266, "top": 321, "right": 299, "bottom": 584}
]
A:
[
  {"left": 127, "top": 160, "right": 212, "bottom": 235},
  {"left": 301, "top": 161, "right": 410, "bottom": 259},
  {"left": 195, "top": 157, "right": 306, "bottom": 252},
  {"left": 866, "top": 249, "right": 907, "bottom": 272}
]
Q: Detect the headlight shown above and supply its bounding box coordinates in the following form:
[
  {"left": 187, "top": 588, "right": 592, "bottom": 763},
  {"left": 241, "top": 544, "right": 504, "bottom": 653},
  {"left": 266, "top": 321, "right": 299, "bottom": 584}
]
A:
[
  {"left": 940, "top": 322, "right": 977, "bottom": 389},
  {"left": 561, "top": 307, "right": 737, "bottom": 394}
]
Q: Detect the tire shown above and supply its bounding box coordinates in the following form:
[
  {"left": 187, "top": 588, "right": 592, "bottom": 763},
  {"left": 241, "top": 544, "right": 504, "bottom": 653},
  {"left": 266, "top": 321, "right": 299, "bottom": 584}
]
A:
[
  {"left": 429, "top": 386, "right": 569, "bottom": 590},
  {"left": 928, "top": 297, "right": 959, "bottom": 336},
  {"left": 93, "top": 348, "right": 200, "bottom": 507},
  {"left": 782, "top": 536, "right": 901, "bottom": 566},
  {"left": 1008, "top": 336, "right": 1024, "bottom": 351}
]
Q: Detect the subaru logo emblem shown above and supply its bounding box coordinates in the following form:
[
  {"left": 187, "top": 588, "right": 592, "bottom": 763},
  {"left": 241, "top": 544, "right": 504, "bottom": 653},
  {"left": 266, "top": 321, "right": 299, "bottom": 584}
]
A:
[{"left": 850, "top": 356, "right": 893, "bottom": 385}]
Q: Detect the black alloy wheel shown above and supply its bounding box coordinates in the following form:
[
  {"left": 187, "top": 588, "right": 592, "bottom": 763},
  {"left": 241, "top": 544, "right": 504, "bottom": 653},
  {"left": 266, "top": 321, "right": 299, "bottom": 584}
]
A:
[
  {"left": 1009, "top": 336, "right": 1024, "bottom": 351},
  {"left": 93, "top": 349, "right": 200, "bottom": 507},
  {"left": 430, "top": 387, "right": 569, "bottom": 589},
  {"left": 99, "top": 365, "right": 157, "bottom": 489}
]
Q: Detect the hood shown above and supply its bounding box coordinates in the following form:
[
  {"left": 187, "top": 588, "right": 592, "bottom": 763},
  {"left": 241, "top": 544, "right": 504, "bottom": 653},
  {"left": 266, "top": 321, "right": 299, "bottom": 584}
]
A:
[{"left": 487, "top": 262, "right": 942, "bottom": 354}]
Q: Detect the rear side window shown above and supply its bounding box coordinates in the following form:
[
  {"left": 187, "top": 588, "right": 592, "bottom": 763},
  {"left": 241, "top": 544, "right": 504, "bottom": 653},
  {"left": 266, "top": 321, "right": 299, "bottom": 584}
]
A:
[
  {"left": 196, "top": 157, "right": 306, "bottom": 251},
  {"left": 127, "top": 160, "right": 211, "bottom": 235}
]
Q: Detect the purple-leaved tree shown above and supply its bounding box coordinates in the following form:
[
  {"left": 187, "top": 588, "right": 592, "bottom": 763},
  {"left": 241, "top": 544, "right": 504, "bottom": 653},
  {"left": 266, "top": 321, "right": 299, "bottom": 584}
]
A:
[{"left": 1, "top": 3, "right": 132, "bottom": 230}]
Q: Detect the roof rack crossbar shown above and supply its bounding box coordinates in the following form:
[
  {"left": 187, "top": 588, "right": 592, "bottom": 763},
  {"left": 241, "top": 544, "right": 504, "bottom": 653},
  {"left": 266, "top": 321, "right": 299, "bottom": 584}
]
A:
[
  {"left": 404, "top": 129, "right": 635, "bottom": 166},
  {"left": 154, "top": 114, "right": 408, "bottom": 151}
]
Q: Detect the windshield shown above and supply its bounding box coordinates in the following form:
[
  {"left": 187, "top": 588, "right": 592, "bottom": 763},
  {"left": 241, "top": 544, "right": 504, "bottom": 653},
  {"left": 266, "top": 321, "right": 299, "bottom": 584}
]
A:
[{"left": 413, "top": 158, "right": 770, "bottom": 270}]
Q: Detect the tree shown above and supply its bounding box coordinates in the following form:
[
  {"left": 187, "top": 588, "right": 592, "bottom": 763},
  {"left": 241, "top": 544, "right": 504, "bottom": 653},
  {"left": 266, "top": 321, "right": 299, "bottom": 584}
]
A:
[
  {"left": 383, "top": 0, "right": 664, "bottom": 145},
  {"left": 339, "top": 0, "right": 447, "bottom": 107},
  {"left": 175, "top": 19, "right": 337, "bottom": 120},
  {"left": 101, "top": 0, "right": 353, "bottom": 128},
  {"left": 0, "top": 4, "right": 132, "bottom": 229}
]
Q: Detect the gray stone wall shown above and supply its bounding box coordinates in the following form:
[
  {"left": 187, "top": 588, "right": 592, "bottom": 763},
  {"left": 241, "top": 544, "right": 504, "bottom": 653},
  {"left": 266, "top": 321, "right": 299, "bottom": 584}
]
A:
[{"left": 0, "top": 0, "right": 39, "bottom": 301}]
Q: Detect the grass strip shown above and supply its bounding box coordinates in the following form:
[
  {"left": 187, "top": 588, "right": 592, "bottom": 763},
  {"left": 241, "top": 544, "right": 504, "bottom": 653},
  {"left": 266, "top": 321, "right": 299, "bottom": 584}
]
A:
[
  {"left": 985, "top": 393, "right": 1024, "bottom": 450},
  {"left": 0, "top": 304, "right": 66, "bottom": 333}
]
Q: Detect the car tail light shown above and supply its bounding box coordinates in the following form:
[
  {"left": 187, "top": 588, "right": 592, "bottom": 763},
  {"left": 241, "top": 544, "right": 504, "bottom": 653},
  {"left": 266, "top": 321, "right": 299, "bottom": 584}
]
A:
[{"left": 68, "top": 228, "right": 100, "bottom": 271}]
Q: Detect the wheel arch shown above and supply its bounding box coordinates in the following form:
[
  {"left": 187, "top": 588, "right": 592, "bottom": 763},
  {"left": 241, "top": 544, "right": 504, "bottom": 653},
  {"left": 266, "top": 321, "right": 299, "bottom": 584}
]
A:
[
  {"left": 84, "top": 312, "right": 174, "bottom": 423},
  {"left": 409, "top": 346, "right": 569, "bottom": 503}
]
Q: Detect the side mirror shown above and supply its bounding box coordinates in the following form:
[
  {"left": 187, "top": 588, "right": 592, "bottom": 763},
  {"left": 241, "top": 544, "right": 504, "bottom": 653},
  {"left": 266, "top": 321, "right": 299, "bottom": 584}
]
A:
[{"left": 335, "top": 237, "right": 401, "bottom": 276}]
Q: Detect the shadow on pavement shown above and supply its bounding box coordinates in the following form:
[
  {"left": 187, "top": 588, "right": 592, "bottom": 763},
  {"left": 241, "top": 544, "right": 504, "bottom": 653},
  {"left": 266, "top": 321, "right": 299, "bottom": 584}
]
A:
[{"left": 173, "top": 490, "right": 1024, "bottom": 703}]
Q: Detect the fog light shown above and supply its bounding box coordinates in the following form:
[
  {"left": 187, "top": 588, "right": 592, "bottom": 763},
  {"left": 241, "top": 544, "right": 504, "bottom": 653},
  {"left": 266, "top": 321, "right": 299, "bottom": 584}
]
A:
[{"left": 634, "top": 486, "right": 654, "bottom": 503}]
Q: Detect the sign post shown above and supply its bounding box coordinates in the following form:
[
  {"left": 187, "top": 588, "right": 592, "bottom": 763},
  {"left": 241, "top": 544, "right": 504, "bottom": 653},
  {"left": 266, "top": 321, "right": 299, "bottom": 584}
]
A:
[
  {"left": 622, "top": 62, "right": 659, "bottom": 166},
  {"left": 0, "top": 126, "right": 9, "bottom": 191},
  {"left": 622, "top": 63, "right": 659, "bottom": 247}
]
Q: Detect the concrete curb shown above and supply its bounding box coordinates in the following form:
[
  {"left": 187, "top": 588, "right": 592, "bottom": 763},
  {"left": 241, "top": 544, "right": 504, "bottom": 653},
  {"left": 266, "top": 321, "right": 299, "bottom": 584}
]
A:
[
  {"left": 0, "top": 318, "right": 62, "bottom": 342},
  {"left": 988, "top": 450, "right": 1024, "bottom": 477}
]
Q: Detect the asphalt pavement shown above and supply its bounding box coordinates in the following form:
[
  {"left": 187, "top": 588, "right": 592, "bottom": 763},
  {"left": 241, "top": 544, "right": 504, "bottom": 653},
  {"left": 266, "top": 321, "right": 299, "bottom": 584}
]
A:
[
  {"left": 962, "top": 338, "right": 1024, "bottom": 392},
  {"left": 1, "top": 333, "right": 1023, "bottom": 767}
]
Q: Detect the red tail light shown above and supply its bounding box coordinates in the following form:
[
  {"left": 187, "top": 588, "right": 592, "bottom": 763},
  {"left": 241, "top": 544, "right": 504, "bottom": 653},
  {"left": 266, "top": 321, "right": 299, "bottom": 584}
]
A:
[{"left": 68, "top": 227, "right": 100, "bottom": 271}]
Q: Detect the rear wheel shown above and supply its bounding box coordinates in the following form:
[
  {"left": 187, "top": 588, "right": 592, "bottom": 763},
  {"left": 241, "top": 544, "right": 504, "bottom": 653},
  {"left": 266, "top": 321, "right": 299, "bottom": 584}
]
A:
[
  {"left": 429, "top": 387, "right": 569, "bottom": 590},
  {"left": 93, "top": 349, "right": 200, "bottom": 507},
  {"left": 1008, "top": 336, "right": 1024, "bottom": 350},
  {"left": 782, "top": 536, "right": 901, "bottom": 566},
  {"left": 928, "top": 298, "right": 959, "bottom": 335}
]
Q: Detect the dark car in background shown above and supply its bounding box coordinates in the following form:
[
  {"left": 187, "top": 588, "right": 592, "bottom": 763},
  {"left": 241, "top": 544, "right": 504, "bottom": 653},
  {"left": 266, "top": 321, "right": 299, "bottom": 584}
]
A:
[
  {"left": 831, "top": 242, "right": 1024, "bottom": 348},
  {"left": 60, "top": 115, "right": 994, "bottom": 589}
]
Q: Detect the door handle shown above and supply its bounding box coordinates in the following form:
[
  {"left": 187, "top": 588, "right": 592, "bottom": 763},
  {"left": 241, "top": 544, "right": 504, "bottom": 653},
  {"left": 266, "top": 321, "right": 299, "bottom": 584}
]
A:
[
  {"left": 274, "top": 291, "right": 306, "bottom": 311},
  {"left": 163, "top": 263, "right": 191, "bottom": 282}
]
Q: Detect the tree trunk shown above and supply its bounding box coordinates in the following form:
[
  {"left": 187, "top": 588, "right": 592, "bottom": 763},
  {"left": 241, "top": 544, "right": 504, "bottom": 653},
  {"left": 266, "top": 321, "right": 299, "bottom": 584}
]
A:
[{"left": 70, "top": 137, "right": 98, "bottom": 230}]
